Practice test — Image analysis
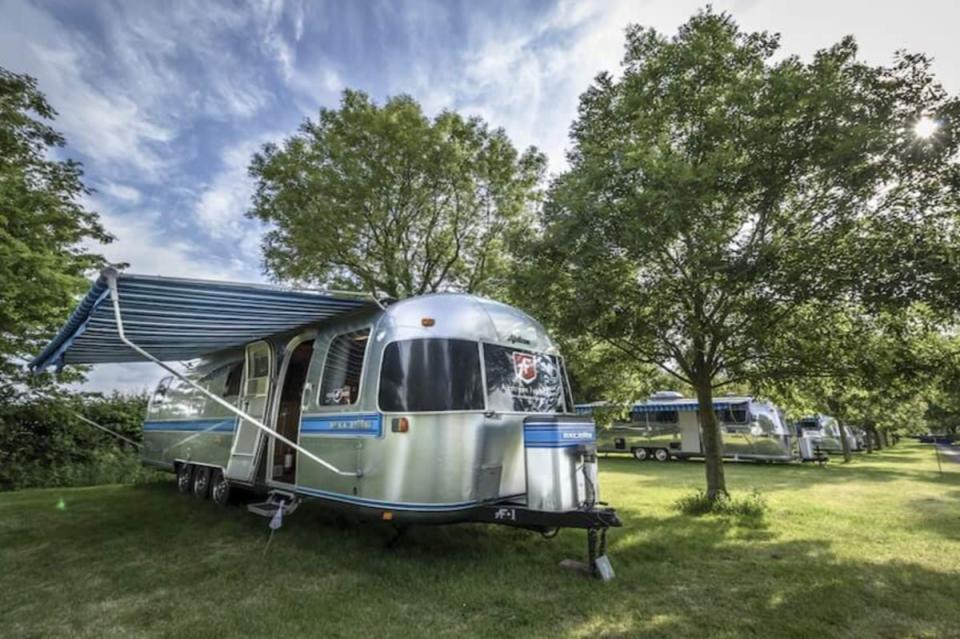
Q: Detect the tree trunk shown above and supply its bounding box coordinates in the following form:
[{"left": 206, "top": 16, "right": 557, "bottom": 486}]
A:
[
  {"left": 872, "top": 426, "right": 883, "bottom": 450},
  {"left": 838, "top": 423, "right": 852, "bottom": 463},
  {"left": 881, "top": 431, "right": 891, "bottom": 447},
  {"left": 695, "top": 380, "right": 726, "bottom": 501},
  {"left": 864, "top": 426, "right": 873, "bottom": 453},
  {"left": 826, "top": 398, "right": 851, "bottom": 463}
]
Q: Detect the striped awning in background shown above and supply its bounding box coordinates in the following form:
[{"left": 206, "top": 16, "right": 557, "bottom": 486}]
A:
[
  {"left": 31, "top": 270, "right": 372, "bottom": 371},
  {"left": 575, "top": 400, "right": 750, "bottom": 414},
  {"left": 630, "top": 401, "right": 746, "bottom": 413}
]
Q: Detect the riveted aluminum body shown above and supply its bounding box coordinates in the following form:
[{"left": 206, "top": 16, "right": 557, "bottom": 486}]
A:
[
  {"left": 522, "top": 417, "right": 597, "bottom": 512},
  {"left": 142, "top": 293, "right": 590, "bottom": 523}
]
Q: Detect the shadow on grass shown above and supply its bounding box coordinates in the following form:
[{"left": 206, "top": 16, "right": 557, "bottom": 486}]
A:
[
  {"left": 906, "top": 491, "right": 960, "bottom": 542},
  {"left": 588, "top": 523, "right": 959, "bottom": 638},
  {"left": 3, "top": 481, "right": 959, "bottom": 638}
]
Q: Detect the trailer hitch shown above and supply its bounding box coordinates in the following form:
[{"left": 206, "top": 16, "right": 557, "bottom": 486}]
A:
[{"left": 473, "top": 504, "right": 620, "bottom": 581}]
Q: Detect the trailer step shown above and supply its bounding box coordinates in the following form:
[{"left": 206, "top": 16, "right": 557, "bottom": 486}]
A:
[{"left": 247, "top": 490, "right": 300, "bottom": 518}]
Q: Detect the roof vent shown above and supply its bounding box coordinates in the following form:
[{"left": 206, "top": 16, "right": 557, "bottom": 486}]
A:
[{"left": 650, "top": 390, "right": 684, "bottom": 400}]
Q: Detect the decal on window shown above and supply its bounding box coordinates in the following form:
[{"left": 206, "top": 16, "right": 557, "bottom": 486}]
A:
[{"left": 512, "top": 352, "right": 537, "bottom": 384}]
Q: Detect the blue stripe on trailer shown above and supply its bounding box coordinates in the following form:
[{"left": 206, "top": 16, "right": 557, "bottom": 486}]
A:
[
  {"left": 300, "top": 413, "right": 382, "bottom": 437},
  {"left": 294, "top": 485, "right": 480, "bottom": 512},
  {"left": 523, "top": 422, "right": 596, "bottom": 447},
  {"left": 143, "top": 418, "right": 236, "bottom": 432}
]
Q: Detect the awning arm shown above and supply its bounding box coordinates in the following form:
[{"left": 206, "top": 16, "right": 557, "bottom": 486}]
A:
[
  {"left": 105, "top": 269, "right": 361, "bottom": 479},
  {"left": 74, "top": 412, "right": 142, "bottom": 448},
  {"left": 30, "top": 388, "right": 142, "bottom": 448}
]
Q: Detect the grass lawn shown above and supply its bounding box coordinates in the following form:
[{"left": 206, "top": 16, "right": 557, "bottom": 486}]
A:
[{"left": 1, "top": 441, "right": 958, "bottom": 639}]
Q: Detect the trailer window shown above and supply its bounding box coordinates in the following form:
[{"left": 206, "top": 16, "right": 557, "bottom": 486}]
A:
[
  {"left": 651, "top": 410, "right": 679, "bottom": 424},
  {"left": 483, "top": 344, "right": 565, "bottom": 413},
  {"left": 199, "top": 361, "right": 244, "bottom": 417},
  {"left": 378, "top": 339, "right": 483, "bottom": 412},
  {"left": 149, "top": 377, "right": 173, "bottom": 413},
  {"left": 224, "top": 362, "right": 243, "bottom": 398},
  {"left": 717, "top": 407, "right": 749, "bottom": 424},
  {"left": 319, "top": 329, "right": 370, "bottom": 406}
]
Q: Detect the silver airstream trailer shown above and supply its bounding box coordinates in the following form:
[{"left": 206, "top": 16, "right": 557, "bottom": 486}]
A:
[
  {"left": 796, "top": 415, "right": 860, "bottom": 455},
  {"left": 577, "top": 392, "right": 795, "bottom": 462},
  {"left": 32, "top": 270, "right": 620, "bottom": 575}
]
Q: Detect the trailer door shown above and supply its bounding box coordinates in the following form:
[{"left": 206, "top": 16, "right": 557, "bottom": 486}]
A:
[
  {"left": 225, "top": 341, "right": 273, "bottom": 482},
  {"left": 680, "top": 413, "right": 702, "bottom": 453}
]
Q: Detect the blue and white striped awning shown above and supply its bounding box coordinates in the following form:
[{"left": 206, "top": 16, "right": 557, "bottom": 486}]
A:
[
  {"left": 31, "top": 270, "right": 372, "bottom": 370},
  {"left": 575, "top": 400, "right": 749, "bottom": 415},
  {"left": 630, "top": 401, "right": 745, "bottom": 413}
]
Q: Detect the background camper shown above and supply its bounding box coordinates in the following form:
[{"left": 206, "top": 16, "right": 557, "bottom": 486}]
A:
[
  {"left": 577, "top": 392, "right": 794, "bottom": 463},
  {"left": 796, "top": 415, "right": 862, "bottom": 455}
]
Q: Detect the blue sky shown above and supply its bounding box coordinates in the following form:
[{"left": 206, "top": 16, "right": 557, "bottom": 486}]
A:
[{"left": 3, "top": 0, "right": 959, "bottom": 392}]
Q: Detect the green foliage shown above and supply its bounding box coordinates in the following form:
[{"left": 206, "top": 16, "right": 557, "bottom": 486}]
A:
[
  {"left": 0, "top": 67, "right": 112, "bottom": 393},
  {"left": 0, "top": 392, "right": 156, "bottom": 490},
  {"left": 561, "top": 336, "right": 673, "bottom": 405},
  {"left": 674, "top": 488, "right": 768, "bottom": 522},
  {"left": 248, "top": 90, "right": 545, "bottom": 299},
  {"left": 761, "top": 305, "right": 951, "bottom": 436},
  {"left": 511, "top": 10, "right": 960, "bottom": 497}
]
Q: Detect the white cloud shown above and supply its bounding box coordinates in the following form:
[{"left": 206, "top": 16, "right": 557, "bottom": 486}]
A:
[
  {"left": 87, "top": 196, "right": 263, "bottom": 282},
  {"left": 252, "top": 0, "right": 307, "bottom": 80},
  {"left": 93, "top": 2, "right": 275, "bottom": 121},
  {"left": 0, "top": 0, "right": 175, "bottom": 176},
  {"left": 288, "top": 61, "right": 344, "bottom": 111},
  {"left": 0, "top": 0, "right": 302, "bottom": 181},
  {"left": 392, "top": 0, "right": 960, "bottom": 176},
  {"left": 193, "top": 133, "right": 279, "bottom": 264},
  {"left": 97, "top": 181, "right": 142, "bottom": 205},
  {"left": 77, "top": 362, "right": 167, "bottom": 396}
]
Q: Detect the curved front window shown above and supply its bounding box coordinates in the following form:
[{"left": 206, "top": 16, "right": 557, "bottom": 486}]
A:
[
  {"left": 378, "top": 339, "right": 573, "bottom": 414},
  {"left": 378, "top": 339, "right": 484, "bottom": 412}
]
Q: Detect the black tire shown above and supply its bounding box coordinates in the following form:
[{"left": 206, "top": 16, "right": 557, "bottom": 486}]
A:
[
  {"left": 654, "top": 448, "right": 670, "bottom": 462},
  {"left": 191, "top": 465, "right": 211, "bottom": 499},
  {"left": 210, "top": 469, "right": 231, "bottom": 507},
  {"left": 176, "top": 463, "right": 193, "bottom": 494},
  {"left": 631, "top": 448, "right": 648, "bottom": 461}
]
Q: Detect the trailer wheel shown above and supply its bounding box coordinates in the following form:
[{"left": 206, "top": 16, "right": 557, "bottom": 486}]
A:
[
  {"left": 176, "top": 463, "right": 193, "bottom": 494},
  {"left": 654, "top": 448, "right": 670, "bottom": 462},
  {"left": 210, "top": 469, "right": 231, "bottom": 507},
  {"left": 631, "top": 448, "right": 648, "bottom": 461},
  {"left": 191, "top": 466, "right": 211, "bottom": 499}
]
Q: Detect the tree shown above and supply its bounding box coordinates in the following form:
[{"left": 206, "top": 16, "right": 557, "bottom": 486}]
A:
[
  {"left": 0, "top": 67, "right": 112, "bottom": 397},
  {"left": 0, "top": 391, "right": 148, "bottom": 490},
  {"left": 761, "top": 306, "right": 945, "bottom": 460},
  {"left": 248, "top": 91, "right": 545, "bottom": 299},
  {"left": 512, "top": 11, "right": 960, "bottom": 500}
]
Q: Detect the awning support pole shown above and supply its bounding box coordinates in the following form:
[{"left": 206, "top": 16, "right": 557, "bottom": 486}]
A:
[
  {"left": 74, "top": 412, "right": 142, "bottom": 448},
  {"left": 105, "top": 270, "right": 360, "bottom": 479},
  {"left": 31, "top": 389, "right": 142, "bottom": 448}
]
